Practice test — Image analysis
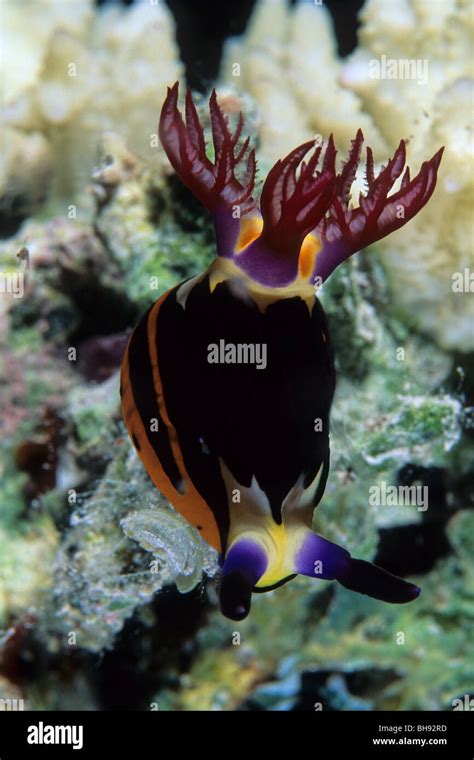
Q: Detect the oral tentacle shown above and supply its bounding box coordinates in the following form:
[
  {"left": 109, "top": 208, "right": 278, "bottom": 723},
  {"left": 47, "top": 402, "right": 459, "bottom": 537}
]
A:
[
  {"left": 294, "top": 529, "right": 420, "bottom": 604},
  {"left": 337, "top": 558, "right": 421, "bottom": 604},
  {"left": 294, "top": 530, "right": 351, "bottom": 580},
  {"left": 219, "top": 538, "right": 268, "bottom": 620}
]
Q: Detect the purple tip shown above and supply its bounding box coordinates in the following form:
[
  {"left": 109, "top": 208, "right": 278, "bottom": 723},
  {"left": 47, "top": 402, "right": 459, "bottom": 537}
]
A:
[
  {"left": 219, "top": 538, "right": 268, "bottom": 620},
  {"left": 294, "top": 531, "right": 350, "bottom": 580}
]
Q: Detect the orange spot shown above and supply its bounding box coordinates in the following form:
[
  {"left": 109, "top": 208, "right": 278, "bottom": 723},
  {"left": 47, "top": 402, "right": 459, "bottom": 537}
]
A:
[
  {"left": 236, "top": 216, "right": 263, "bottom": 252},
  {"left": 298, "top": 234, "right": 320, "bottom": 278}
]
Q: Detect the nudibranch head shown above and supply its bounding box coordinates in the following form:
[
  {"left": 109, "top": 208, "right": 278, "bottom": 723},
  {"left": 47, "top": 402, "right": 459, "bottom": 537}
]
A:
[
  {"left": 159, "top": 82, "right": 444, "bottom": 292},
  {"left": 121, "top": 83, "right": 442, "bottom": 620}
]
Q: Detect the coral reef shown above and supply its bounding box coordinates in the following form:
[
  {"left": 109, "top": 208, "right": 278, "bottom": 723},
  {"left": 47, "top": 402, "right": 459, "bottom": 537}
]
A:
[
  {"left": 0, "top": 134, "right": 217, "bottom": 659},
  {"left": 1, "top": 0, "right": 183, "bottom": 217},
  {"left": 49, "top": 443, "right": 217, "bottom": 652},
  {"left": 1, "top": 146, "right": 471, "bottom": 703},
  {"left": 342, "top": 0, "right": 474, "bottom": 353},
  {"left": 0, "top": 0, "right": 472, "bottom": 713},
  {"left": 220, "top": 0, "right": 387, "bottom": 168}
]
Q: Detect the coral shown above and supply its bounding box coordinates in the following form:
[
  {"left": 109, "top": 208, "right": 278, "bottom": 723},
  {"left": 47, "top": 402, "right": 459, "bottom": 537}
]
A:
[
  {"left": 46, "top": 445, "right": 217, "bottom": 652},
  {"left": 219, "top": 0, "right": 387, "bottom": 167},
  {"left": 0, "top": 141, "right": 471, "bottom": 706},
  {"left": 1, "top": 0, "right": 184, "bottom": 214},
  {"left": 0, "top": 518, "right": 58, "bottom": 623},
  {"left": 0, "top": 128, "right": 53, "bottom": 224},
  {"left": 341, "top": 0, "right": 472, "bottom": 150},
  {"left": 1, "top": 0, "right": 91, "bottom": 104},
  {"left": 0, "top": 142, "right": 218, "bottom": 654},
  {"left": 219, "top": 0, "right": 473, "bottom": 351},
  {"left": 91, "top": 133, "right": 214, "bottom": 313},
  {"left": 341, "top": 0, "right": 474, "bottom": 352},
  {"left": 0, "top": 0, "right": 472, "bottom": 709},
  {"left": 154, "top": 514, "right": 473, "bottom": 711}
]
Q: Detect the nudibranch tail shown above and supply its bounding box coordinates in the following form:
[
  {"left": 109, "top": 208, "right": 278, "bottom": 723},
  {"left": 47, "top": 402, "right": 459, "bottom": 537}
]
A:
[
  {"left": 312, "top": 131, "right": 444, "bottom": 284},
  {"left": 295, "top": 529, "right": 420, "bottom": 604},
  {"left": 337, "top": 558, "right": 420, "bottom": 604}
]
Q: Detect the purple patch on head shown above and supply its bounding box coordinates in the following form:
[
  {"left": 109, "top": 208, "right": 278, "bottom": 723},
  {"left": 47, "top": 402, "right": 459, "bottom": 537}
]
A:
[
  {"left": 294, "top": 531, "right": 350, "bottom": 580},
  {"left": 235, "top": 238, "right": 300, "bottom": 288}
]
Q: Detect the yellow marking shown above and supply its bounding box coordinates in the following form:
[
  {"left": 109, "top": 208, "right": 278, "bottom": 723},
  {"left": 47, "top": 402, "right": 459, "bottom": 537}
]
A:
[
  {"left": 207, "top": 257, "right": 317, "bottom": 314},
  {"left": 208, "top": 228, "right": 323, "bottom": 314},
  {"left": 218, "top": 458, "right": 311, "bottom": 586},
  {"left": 225, "top": 517, "right": 309, "bottom": 589},
  {"left": 254, "top": 520, "right": 289, "bottom": 587}
]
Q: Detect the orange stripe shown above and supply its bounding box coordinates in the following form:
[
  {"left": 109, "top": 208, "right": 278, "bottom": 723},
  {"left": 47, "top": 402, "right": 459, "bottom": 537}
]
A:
[
  {"left": 121, "top": 291, "right": 222, "bottom": 552},
  {"left": 121, "top": 345, "right": 178, "bottom": 501}
]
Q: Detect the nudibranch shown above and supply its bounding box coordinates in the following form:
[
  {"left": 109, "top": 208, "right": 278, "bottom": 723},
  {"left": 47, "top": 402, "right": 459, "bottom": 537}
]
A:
[{"left": 120, "top": 83, "right": 443, "bottom": 620}]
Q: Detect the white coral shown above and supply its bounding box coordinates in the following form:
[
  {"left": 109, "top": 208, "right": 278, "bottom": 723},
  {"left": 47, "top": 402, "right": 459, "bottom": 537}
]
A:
[
  {"left": 341, "top": 0, "right": 474, "bottom": 352},
  {"left": 219, "top": 0, "right": 387, "bottom": 166},
  {"left": 1, "top": 0, "right": 183, "bottom": 208},
  {"left": 220, "top": 0, "right": 474, "bottom": 351}
]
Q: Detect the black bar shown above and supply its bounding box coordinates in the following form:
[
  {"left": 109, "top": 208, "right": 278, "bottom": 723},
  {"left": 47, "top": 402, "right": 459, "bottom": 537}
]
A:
[{"left": 0, "top": 710, "right": 472, "bottom": 758}]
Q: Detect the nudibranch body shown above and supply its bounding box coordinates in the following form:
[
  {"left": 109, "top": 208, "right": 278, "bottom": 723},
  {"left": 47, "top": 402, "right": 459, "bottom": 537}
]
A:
[{"left": 120, "top": 83, "right": 443, "bottom": 620}]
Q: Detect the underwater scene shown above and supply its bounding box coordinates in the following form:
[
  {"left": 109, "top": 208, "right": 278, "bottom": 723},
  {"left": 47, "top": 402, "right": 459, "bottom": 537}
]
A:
[{"left": 1, "top": 0, "right": 473, "bottom": 721}]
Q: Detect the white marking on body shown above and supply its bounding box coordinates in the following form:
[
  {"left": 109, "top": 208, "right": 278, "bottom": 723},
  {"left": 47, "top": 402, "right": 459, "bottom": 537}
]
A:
[
  {"left": 176, "top": 274, "right": 205, "bottom": 310},
  {"left": 218, "top": 458, "right": 273, "bottom": 518},
  {"left": 281, "top": 465, "right": 323, "bottom": 516}
]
